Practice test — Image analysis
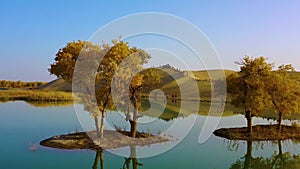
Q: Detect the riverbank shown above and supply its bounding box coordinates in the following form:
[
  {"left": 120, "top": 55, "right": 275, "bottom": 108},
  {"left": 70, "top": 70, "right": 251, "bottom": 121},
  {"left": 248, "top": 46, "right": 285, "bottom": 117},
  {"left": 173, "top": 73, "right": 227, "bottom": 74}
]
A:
[
  {"left": 0, "top": 89, "right": 76, "bottom": 102},
  {"left": 213, "top": 125, "right": 300, "bottom": 141},
  {"left": 40, "top": 130, "right": 169, "bottom": 150}
]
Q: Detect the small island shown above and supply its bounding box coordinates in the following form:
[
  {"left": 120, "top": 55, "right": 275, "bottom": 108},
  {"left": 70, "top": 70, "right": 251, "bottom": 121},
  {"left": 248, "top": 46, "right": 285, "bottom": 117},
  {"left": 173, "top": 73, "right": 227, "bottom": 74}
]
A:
[
  {"left": 214, "top": 124, "right": 300, "bottom": 141},
  {"left": 40, "top": 130, "right": 169, "bottom": 150}
]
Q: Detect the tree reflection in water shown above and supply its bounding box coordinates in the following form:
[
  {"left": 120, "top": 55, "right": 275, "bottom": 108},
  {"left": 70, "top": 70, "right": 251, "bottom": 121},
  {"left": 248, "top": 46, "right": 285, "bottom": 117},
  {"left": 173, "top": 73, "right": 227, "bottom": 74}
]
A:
[
  {"left": 121, "top": 146, "right": 143, "bottom": 169},
  {"left": 229, "top": 140, "right": 300, "bottom": 169},
  {"left": 92, "top": 150, "right": 104, "bottom": 169},
  {"left": 92, "top": 146, "right": 143, "bottom": 169}
]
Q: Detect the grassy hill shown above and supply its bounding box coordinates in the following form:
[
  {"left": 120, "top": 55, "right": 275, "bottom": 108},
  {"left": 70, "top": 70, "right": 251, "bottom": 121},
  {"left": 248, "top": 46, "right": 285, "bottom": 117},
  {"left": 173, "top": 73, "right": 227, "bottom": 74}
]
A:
[
  {"left": 37, "top": 79, "right": 72, "bottom": 91},
  {"left": 39, "top": 67, "right": 300, "bottom": 101},
  {"left": 38, "top": 68, "right": 236, "bottom": 101},
  {"left": 191, "top": 69, "right": 236, "bottom": 81},
  {"left": 152, "top": 68, "right": 235, "bottom": 101},
  {"left": 35, "top": 68, "right": 300, "bottom": 119}
]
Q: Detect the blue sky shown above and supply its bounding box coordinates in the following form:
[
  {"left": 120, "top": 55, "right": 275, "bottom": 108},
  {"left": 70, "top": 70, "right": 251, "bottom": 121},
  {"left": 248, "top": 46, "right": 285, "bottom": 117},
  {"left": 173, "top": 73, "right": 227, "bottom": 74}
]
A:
[{"left": 1, "top": 0, "right": 300, "bottom": 81}]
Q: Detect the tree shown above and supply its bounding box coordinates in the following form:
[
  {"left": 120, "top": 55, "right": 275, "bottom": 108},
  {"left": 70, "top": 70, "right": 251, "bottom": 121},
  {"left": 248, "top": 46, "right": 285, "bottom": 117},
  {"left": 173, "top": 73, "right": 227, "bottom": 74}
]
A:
[
  {"left": 227, "top": 56, "right": 273, "bottom": 134},
  {"left": 265, "top": 64, "right": 300, "bottom": 131},
  {"left": 91, "top": 40, "right": 133, "bottom": 137},
  {"left": 111, "top": 49, "right": 156, "bottom": 138},
  {"left": 0, "top": 80, "right": 7, "bottom": 88},
  {"left": 127, "top": 68, "right": 161, "bottom": 137},
  {"left": 49, "top": 39, "right": 155, "bottom": 138},
  {"left": 49, "top": 40, "right": 108, "bottom": 137}
]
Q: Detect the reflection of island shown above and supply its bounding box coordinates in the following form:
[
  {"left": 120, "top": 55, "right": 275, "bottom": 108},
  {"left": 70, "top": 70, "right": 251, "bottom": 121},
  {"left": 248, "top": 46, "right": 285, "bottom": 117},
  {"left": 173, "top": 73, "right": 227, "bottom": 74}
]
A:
[
  {"left": 26, "top": 101, "right": 74, "bottom": 107},
  {"left": 91, "top": 146, "right": 143, "bottom": 169},
  {"left": 229, "top": 140, "right": 300, "bottom": 169}
]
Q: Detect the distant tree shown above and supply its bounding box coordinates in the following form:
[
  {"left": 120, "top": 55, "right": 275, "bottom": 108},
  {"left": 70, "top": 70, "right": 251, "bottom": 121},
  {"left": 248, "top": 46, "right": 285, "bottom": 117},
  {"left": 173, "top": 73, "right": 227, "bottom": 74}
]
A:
[
  {"left": 0, "top": 80, "right": 6, "bottom": 87},
  {"left": 265, "top": 64, "right": 300, "bottom": 130},
  {"left": 0, "top": 80, "right": 45, "bottom": 88},
  {"left": 16, "top": 80, "right": 21, "bottom": 88},
  {"left": 227, "top": 56, "right": 273, "bottom": 134}
]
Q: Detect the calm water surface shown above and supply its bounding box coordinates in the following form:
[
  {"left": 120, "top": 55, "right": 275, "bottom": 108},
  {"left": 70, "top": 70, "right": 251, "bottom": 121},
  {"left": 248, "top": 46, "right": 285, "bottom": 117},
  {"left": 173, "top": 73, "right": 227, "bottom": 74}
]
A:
[{"left": 0, "top": 101, "right": 299, "bottom": 169}]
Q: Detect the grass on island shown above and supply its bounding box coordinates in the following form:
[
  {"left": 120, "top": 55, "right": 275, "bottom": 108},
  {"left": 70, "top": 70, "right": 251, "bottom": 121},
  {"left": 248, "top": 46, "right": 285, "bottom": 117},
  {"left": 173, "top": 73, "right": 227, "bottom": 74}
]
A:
[
  {"left": 214, "top": 125, "right": 300, "bottom": 141},
  {"left": 0, "top": 89, "right": 76, "bottom": 102}
]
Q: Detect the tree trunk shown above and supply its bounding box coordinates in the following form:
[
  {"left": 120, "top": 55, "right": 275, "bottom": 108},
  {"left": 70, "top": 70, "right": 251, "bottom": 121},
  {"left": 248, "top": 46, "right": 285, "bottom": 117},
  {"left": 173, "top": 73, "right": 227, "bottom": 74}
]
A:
[
  {"left": 130, "top": 98, "right": 139, "bottom": 138},
  {"left": 246, "top": 111, "right": 252, "bottom": 135},
  {"left": 278, "top": 112, "right": 283, "bottom": 131},
  {"left": 94, "top": 116, "right": 100, "bottom": 136},
  {"left": 100, "top": 114, "right": 105, "bottom": 138},
  {"left": 130, "top": 120, "right": 138, "bottom": 138},
  {"left": 244, "top": 141, "right": 252, "bottom": 169}
]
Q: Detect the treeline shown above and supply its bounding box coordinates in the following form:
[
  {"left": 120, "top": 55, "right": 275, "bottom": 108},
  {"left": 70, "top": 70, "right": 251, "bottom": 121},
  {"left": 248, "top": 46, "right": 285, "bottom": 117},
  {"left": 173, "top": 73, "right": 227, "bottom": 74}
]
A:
[{"left": 0, "top": 80, "right": 46, "bottom": 88}]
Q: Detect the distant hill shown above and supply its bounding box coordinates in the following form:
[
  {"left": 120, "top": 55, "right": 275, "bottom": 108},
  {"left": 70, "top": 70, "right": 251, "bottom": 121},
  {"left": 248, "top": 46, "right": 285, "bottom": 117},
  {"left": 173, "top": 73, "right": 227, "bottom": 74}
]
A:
[
  {"left": 37, "top": 79, "right": 72, "bottom": 91},
  {"left": 38, "top": 67, "right": 236, "bottom": 98},
  {"left": 41, "top": 68, "right": 300, "bottom": 101},
  {"left": 191, "top": 69, "right": 236, "bottom": 81},
  {"left": 152, "top": 68, "right": 236, "bottom": 100}
]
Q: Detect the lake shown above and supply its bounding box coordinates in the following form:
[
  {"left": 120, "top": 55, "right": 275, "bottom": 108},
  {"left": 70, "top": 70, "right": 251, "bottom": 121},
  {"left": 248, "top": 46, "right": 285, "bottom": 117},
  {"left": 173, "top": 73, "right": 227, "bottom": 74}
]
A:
[{"left": 0, "top": 101, "right": 299, "bottom": 169}]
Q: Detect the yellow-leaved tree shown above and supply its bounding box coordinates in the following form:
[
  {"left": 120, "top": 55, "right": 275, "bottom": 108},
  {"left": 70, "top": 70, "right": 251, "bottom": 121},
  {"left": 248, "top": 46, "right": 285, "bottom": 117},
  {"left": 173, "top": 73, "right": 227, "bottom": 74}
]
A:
[
  {"left": 50, "top": 39, "right": 160, "bottom": 138},
  {"left": 265, "top": 64, "right": 300, "bottom": 131},
  {"left": 227, "top": 56, "right": 273, "bottom": 135}
]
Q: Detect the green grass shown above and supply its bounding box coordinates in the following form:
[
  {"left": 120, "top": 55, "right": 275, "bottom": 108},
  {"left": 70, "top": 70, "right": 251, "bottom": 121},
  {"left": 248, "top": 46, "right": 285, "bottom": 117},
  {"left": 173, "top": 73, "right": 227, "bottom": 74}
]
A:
[
  {"left": 191, "top": 69, "right": 236, "bottom": 81},
  {"left": 145, "top": 69, "right": 236, "bottom": 101},
  {"left": 0, "top": 89, "right": 76, "bottom": 102}
]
